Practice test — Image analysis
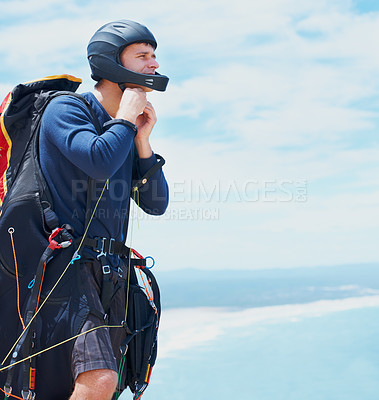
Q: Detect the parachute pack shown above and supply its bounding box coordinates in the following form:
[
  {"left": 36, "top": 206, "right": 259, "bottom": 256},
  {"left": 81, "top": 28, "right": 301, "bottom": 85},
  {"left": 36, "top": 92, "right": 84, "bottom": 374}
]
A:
[{"left": 0, "top": 75, "right": 162, "bottom": 400}]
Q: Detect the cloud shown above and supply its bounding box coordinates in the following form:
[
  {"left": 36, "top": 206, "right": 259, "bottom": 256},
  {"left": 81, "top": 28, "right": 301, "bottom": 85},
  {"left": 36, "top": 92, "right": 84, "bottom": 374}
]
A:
[{"left": 0, "top": 0, "right": 378, "bottom": 270}]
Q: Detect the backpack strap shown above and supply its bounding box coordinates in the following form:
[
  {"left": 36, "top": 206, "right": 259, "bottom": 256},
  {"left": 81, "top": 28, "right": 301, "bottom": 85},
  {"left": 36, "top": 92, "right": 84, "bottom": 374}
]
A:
[
  {"left": 15, "top": 92, "right": 101, "bottom": 399},
  {"left": 5, "top": 226, "right": 74, "bottom": 399},
  {"left": 44, "top": 92, "right": 102, "bottom": 233}
]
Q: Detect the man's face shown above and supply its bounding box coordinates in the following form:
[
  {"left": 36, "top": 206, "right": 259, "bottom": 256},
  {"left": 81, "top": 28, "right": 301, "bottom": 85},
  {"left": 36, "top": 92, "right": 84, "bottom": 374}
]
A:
[{"left": 120, "top": 42, "right": 159, "bottom": 91}]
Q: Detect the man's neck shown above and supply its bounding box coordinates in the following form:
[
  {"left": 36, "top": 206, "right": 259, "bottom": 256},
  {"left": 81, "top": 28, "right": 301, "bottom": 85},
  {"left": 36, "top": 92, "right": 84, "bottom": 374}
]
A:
[{"left": 92, "top": 80, "right": 122, "bottom": 118}]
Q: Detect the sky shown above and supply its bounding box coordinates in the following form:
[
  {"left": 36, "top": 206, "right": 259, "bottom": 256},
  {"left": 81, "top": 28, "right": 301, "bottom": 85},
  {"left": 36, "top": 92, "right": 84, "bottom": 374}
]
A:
[{"left": 1, "top": 0, "right": 379, "bottom": 271}]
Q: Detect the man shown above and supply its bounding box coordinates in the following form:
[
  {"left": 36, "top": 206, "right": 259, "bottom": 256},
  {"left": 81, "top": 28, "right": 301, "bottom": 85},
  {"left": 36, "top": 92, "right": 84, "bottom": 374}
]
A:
[{"left": 39, "top": 20, "right": 169, "bottom": 399}]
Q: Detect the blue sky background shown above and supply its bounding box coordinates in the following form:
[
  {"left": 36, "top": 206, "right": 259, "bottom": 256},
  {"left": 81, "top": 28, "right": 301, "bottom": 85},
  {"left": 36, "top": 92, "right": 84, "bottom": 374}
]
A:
[{"left": 1, "top": 0, "right": 378, "bottom": 271}]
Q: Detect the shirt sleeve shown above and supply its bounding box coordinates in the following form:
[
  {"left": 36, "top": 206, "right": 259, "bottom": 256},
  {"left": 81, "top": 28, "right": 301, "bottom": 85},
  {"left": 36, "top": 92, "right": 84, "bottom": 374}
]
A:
[{"left": 40, "top": 95, "right": 136, "bottom": 180}]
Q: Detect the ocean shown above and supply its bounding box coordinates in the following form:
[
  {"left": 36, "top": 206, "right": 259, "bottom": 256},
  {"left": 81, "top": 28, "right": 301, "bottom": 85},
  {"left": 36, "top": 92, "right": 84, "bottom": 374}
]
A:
[{"left": 120, "top": 264, "right": 379, "bottom": 400}]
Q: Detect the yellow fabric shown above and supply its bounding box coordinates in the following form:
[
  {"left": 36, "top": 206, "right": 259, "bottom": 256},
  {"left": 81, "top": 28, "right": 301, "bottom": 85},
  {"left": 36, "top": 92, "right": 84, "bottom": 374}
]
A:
[{"left": 24, "top": 74, "right": 82, "bottom": 84}]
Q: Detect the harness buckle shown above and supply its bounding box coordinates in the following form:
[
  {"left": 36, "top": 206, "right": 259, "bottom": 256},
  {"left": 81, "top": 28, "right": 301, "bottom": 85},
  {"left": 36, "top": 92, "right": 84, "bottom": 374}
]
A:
[
  {"left": 95, "top": 237, "right": 116, "bottom": 257},
  {"left": 108, "top": 238, "right": 115, "bottom": 255},
  {"left": 102, "top": 265, "right": 111, "bottom": 275},
  {"left": 3, "top": 386, "right": 12, "bottom": 396},
  {"left": 48, "top": 227, "right": 73, "bottom": 250},
  {"left": 120, "top": 343, "right": 129, "bottom": 355},
  {"left": 95, "top": 237, "right": 107, "bottom": 257},
  {"left": 21, "top": 389, "right": 35, "bottom": 400}
]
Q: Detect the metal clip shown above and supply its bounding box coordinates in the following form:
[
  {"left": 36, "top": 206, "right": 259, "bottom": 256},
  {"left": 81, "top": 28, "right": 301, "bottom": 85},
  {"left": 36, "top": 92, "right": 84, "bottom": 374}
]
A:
[
  {"left": 21, "top": 390, "right": 35, "bottom": 400},
  {"left": 96, "top": 237, "right": 107, "bottom": 258},
  {"left": 108, "top": 238, "right": 115, "bottom": 255},
  {"left": 3, "top": 386, "right": 12, "bottom": 396},
  {"left": 120, "top": 344, "right": 129, "bottom": 356},
  {"left": 102, "top": 265, "right": 111, "bottom": 275},
  {"left": 70, "top": 251, "right": 81, "bottom": 265}
]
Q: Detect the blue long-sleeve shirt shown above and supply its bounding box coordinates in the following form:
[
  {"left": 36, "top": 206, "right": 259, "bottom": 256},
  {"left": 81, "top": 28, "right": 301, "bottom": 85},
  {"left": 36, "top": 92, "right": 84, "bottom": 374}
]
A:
[{"left": 39, "top": 92, "right": 168, "bottom": 264}]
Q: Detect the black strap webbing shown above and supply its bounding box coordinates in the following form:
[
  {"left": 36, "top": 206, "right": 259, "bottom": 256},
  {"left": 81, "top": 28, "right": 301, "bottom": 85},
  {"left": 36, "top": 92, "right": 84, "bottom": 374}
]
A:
[
  {"left": 132, "top": 154, "right": 165, "bottom": 192},
  {"left": 79, "top": 237, "right": 146, "bottom": 267},
  {"left": 124, "top": 154, "right": 165, "bottom": 240}
]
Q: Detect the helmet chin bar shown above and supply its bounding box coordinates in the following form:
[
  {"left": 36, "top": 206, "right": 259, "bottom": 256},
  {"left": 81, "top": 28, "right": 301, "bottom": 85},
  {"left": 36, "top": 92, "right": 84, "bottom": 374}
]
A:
[
  {"left": 89, "top": 55, "right": 169, "bottom": 92},
  {"left": 117, "top": 69, "right": 169, "bottom": 92}
]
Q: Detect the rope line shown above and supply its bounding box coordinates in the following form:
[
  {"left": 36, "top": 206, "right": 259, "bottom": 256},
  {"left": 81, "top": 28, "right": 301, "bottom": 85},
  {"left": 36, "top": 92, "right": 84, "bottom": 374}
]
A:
[
  {"left": 116, "top": 354, "right": 126, "bottom": 396},
  {"left": 1, "top": 180, "right": 109, "bottom": 367},
  {"left": 137, "top": 268, "right": 153, "bottom": 302},
  {"left": 124, "top": 187, "right": 139, "bottom": 322},
  {"left": 0, "top": 324, "right": 122, "bottom": 373},
  {"left": 115, "top": 187, "right": 141, "bottom": 399},
  {"left": 8, "top": 228, "right": 25, "bottom": 330},
  {"left": 2, "top": 178, "right": 155, "bottom": 400},
  {"left": 35, "top": 262, "right": 46, "bottom": 314},
  {"left": 0, "top": 386, "right": 23, "bottom": 400},
  {"left": 137, "top": 267, "right": 159, "bottom": 326}
]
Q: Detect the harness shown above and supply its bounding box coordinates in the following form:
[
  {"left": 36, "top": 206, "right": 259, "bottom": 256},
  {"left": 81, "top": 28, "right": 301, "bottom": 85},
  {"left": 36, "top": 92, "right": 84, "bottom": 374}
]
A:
[
  {"left": 80, "top": 152, "right": 165, "bottom": 318},
  {"left": 0, "top": 76, "right": 165, "bottom": 400}
]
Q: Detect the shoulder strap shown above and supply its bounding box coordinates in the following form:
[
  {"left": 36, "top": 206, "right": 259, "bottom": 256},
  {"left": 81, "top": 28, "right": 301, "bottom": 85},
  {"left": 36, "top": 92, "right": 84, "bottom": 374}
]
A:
[
  {"left": 49, "top": 91, "right": 102, "bottom": 134},
  {"left": 61, "top": 94, "right": 103, "bottom": 230},
  {"left": 36, "top": 91, "right": 103, "bottom": 232}
]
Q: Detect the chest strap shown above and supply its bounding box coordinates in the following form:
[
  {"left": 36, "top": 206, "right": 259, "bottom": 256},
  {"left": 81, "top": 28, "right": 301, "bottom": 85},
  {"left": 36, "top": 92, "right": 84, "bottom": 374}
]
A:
[
  {"left": 79, "top": 237, "right": 146, "bottom": 267},
  {"left": 80, "top": 236, "right": 147, "bottom": 315}
]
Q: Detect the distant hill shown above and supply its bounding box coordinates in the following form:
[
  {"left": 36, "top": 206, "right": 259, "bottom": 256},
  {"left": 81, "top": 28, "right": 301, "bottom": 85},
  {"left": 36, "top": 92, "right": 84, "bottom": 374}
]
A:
[{"left": 154, "top": 263, "right": 379, "bottom": 309}]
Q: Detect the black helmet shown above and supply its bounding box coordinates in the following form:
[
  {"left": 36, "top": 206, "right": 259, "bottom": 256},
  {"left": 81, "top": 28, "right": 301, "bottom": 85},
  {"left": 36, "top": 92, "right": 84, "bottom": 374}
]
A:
[{"left": 87, "top": 20, "right": 169, "bottom": 91}]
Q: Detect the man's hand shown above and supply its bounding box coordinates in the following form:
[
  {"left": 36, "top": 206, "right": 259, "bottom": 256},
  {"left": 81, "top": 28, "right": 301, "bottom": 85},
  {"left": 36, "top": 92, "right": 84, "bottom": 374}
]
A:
[
  {"left": 115, "top": 88, "right": 156, "bottom": 159},
  {"left": 135, "top": 101, "right": 156, "bottom": 139},
  {"left": 134, "top": 101, "right": 156, "bottom": 158},
  {"left": 115, "top": 87, "right": 147, "bottom": 124}
]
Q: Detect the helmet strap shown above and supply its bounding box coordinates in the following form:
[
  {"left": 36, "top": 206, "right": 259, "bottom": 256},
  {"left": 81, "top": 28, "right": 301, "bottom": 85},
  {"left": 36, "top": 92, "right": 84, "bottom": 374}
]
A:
[{"left": 118, "top": 83, "right": 126, "bottom": 92}]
